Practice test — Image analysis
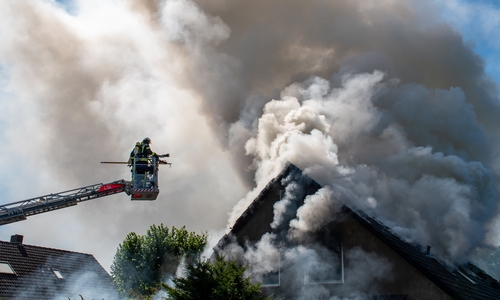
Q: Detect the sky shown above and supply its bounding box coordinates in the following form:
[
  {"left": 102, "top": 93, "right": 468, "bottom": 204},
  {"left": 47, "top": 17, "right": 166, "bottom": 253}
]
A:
[
  {"left": 1, "top": 0, "right": 500, "bottom": 288},
  {"left": 436, "top": 0, "right": 500, "bottom": 81}
]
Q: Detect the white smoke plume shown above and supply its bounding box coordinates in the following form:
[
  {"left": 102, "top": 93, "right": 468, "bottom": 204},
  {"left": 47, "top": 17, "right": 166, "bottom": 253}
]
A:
[
  {"left": 288, "top": 187, "right": 339, "bottom": 242},
  {"left": 239, "top": 70, "right": 498, "bottom": 263},
  {"left": 0, "top": 0, "right": 247, "bottom": 273},
  {"left": 0, "top": 0, "right": 500, "bottom": 298},
  {"left": 220, "top": 231, "right": 392, "bottom": 299}
]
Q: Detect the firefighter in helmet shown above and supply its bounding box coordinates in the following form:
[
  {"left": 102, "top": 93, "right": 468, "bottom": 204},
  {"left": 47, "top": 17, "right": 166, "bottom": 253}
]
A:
[
  {"left": 134, "top": 137, "right": 159, "bottom": 174},
  {"left": 128, "top": 142, "right": 141, "bottom": 166}
]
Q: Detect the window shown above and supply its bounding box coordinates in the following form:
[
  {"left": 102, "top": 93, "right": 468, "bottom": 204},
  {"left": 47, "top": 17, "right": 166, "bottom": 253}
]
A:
[
  {"left": 260, "top": 255, "right": 281, "bottom": 287},
  {"left": 305, "top": 243, "right": 344, "bottom": 285},
  {"left": 52, "top": 269, "right": 65, "bottom": 280},
  {"left": 456, "top": 266, "right": 477, "bottom": 285},
  {"left": 0, "top": 261, "right": 16, "bottom": 275},
  {"left": 39, "top": 266, "right": 65, "bottom": 280},
  {"left": 249, "top": 238, "right": 344, "bottom": 287},
  {"left": 252, "top": 251, "right": 281, "bottom": 287},
  {"left": 261, "top": 270, "right": 280, "bottom": 286}
]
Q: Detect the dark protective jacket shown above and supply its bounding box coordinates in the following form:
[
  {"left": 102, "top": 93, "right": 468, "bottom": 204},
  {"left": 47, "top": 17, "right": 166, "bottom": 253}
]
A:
[
  {"left": 137, "top": 143, "right": 158, "bottom": 162},
  {"left": 128, "top": 142, "right": 141, "bottom": 165},
  {"left": 133, "top": 143, "right": 158, "bottom": 174}
]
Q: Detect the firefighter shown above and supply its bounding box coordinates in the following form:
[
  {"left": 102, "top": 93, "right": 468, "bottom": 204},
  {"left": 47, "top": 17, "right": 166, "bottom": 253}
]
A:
[
  {"left": 127, "top": 142, "right": 141, "bottom": 166},
  {"left": 135, "top": 137, "right": 158, "bottom": 174}
]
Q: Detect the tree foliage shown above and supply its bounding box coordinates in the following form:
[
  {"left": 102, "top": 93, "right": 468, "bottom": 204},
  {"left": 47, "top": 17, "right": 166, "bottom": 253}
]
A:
[
  {"left": 164, "top": 257, "right": 271, "bottom": 300},
  {"left": 111, "top": 224, "right": 207, "bottom": 298}
]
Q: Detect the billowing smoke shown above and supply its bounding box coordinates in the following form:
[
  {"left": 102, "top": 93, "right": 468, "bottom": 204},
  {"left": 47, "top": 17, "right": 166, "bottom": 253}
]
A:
[
  {"left": 198, "top": 0, "right": 499, "bottom": 266},
  {"left": 237, "top": 70, "right": 498, "bottom": 264},
  {"left": 0, "top": 0, "right": 247, "bottom": 273},
  {"left": 1, "top": 0, "right": 500, "bottom": 297}
]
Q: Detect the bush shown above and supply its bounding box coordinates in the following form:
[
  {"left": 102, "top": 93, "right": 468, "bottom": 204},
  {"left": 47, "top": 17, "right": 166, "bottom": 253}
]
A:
[{"left": 164, "top": 256, "right": 271, "bottom": 300}]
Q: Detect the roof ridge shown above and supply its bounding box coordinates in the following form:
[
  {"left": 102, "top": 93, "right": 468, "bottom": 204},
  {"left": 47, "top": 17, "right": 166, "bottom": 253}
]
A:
[
  {"left": 0, "top": 239, "right": 93, "bottom": 256},
  {"left": 344, "top": 205, "right": 500, "bottom": 299}
]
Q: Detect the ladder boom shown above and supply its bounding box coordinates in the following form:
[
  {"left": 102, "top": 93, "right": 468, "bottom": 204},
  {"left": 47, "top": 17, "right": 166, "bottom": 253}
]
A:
[
  {"left": 0, "top": 153, "right": 171, "bottom": 225},
  {"left": 0, "top": 180, "right": 129, "bottom": 226}
]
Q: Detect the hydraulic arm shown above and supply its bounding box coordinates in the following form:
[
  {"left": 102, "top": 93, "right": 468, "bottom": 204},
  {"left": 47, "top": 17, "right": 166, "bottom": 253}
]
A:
[
  {"left": 0, "top": 180, "right": 129, "bottom": 226},
  {"left": 0, "top": 154, "right": 170, "bottom": 226}
]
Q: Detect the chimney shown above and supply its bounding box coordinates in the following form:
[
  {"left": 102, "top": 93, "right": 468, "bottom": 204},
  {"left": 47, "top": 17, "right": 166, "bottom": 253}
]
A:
[
  {"left": 10, "top": 234, "right": 23, "bottom": 244},
  {"left": 425, "top": 245, "right": 431, "bottom": 256}
]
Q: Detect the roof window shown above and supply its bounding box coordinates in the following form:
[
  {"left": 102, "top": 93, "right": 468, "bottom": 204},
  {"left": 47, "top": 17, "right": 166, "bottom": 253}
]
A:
[
  {"left": 0, "top": 261, "right": 16, "bottom": 275},
  {"left": 456, "top": 269, "right": 476, "bottom": 284},
  {"left": 52, "top": 269, "right": 65, "bottom": 280}
]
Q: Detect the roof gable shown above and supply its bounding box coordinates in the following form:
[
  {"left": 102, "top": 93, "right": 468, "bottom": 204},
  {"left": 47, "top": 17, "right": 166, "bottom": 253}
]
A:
[
  {"left": 235, "top": 163, "right": 322, "bottom": 227},
  {"left": 219, "top": 162, "right": 500, "bottom": 300}
]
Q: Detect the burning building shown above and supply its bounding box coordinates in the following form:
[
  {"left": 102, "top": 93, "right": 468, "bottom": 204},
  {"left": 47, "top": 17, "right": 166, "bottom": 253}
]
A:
[
  {"left": 1, "top": 1, "right": 500, "bottom": 294},
  {"left": 215, "top": 163, "right": 500, "bottom": 299}
]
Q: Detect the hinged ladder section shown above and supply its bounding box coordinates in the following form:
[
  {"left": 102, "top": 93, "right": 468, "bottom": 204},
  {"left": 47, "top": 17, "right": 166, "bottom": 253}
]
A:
[{"left": 0, "top": 180, "right": 128, "bottom": 226}]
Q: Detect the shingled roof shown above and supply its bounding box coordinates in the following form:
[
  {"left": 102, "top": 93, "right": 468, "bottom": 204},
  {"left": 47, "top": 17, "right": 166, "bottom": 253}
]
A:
[
  {"left": 348, "top": 208, "right": 500, "bottom": 300},
  {"left": 217, "top": 162, "right": 500, "bottom": 300},
  {"left": 0, "top": 234, "right": 118, "bottom": 300}
]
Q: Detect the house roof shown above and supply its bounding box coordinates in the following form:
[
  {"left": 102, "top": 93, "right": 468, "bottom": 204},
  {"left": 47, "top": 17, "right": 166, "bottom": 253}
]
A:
[
  {"left": 348, "top": 207, "right": 500, "bottom": 300},
  {"left": 371, "top": 296, "right": 407, "bottom": 300},
  {"left": 215, "top": 162, "right": 322, "bottom": 250},
  {"left": 0, "top": 235, "right": 118, "bottom": 300},
  {"left": 219, "top": 162, "right": 500, "bottom": 300}
]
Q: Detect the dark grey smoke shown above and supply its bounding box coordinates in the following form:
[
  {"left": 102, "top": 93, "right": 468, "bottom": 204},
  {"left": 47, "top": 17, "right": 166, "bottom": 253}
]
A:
[
  {"left": 172, "top": 0, "right": 500, "bottom": 189},
  {"left": 181, "top": 0, "right": 500, "bottom": 271}
]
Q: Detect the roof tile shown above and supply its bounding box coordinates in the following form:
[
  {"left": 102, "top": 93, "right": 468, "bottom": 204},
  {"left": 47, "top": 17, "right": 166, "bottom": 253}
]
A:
[{"left": 0, "top": 238, "right": 118, "bottom": 299}]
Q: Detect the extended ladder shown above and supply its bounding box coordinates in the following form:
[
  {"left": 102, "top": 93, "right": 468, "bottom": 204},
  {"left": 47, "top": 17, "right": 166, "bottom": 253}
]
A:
[{"left": 0, "top": 180, "right": 128, "bottom": 226}]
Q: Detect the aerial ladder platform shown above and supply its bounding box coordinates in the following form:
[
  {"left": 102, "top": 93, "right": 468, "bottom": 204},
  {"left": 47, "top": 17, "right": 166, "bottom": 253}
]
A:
[{"left": 0, "top": 155, "right": 170, "bottom": 226}]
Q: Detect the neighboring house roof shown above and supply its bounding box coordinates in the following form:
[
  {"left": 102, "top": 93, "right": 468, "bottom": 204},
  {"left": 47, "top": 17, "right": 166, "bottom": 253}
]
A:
[
  {"left": 216, "top": 162, "right": 500, "bottom": 300},
  {"left": 0, "top": 234, "right": 118, "bottom": 300}
]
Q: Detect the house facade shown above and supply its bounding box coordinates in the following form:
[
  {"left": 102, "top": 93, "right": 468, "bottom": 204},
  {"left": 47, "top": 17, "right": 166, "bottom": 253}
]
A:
[
  {"left": 0, "top": 234, "right": 118, "bottom": 300},
  {"left": 214, "top": 162, "right": 500, "bottom": 300}
]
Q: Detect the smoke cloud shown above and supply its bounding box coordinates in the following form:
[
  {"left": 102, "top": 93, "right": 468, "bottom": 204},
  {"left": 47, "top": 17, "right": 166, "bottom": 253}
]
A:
[
  {"left": 0, "top": 0, "right": 247, "bottom": 273},
  {"left": 1, "top": 0, "right": 500, "bottom": 298},
  {"left": 238, "top": 70, "right": 498, "bottom": 263}
]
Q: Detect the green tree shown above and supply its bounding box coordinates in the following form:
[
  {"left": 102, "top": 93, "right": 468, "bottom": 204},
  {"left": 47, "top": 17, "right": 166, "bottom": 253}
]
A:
[
  {"left": 164, "top": 256, "right": 271, "bottom": 300},
  {"left": 111, "top": 224, "right": 207, "bottom": 298}
]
